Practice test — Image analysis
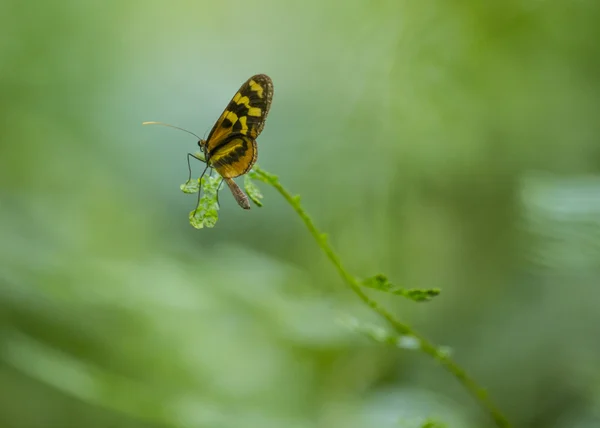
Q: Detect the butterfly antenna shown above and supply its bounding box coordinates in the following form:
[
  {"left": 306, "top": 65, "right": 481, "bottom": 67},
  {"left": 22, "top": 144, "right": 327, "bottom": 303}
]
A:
[{"left": 142, "top": 121, "right": 202, "bottom": 140}]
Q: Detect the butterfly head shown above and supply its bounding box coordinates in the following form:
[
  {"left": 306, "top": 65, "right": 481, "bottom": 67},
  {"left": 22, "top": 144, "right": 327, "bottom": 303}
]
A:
[{"left": 198, "top": 139, "right": 208, "bottom": 155}]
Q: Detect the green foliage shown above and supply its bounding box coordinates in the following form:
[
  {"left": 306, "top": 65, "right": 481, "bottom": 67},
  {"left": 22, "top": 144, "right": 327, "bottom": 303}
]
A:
[
  {"left": 340, "top": 317, "right": 420, "bottom": 349},
  {"left": 244, "top": 173, "right": 263, "bottom": 207},
  {"left": 182, "top": 168, "right": 266, "bottom": 228},
  {"left": 187, "top": 175, "right": 221, "bottom": 229},
  {"left": 340, "top": 317, "right": 454, "bottom": 357},
  {"left": 362, "top": 274, "right": 441, "bottom": 302},
  {"left": 186, "top": 165, "right": 511, "bottom": 428},
  {"left": 180, "top": 179, "right": 199, "bottom": 194},
  {"left": 181, "top": 168, "right": 271, "bottom": 227},
  {"left": 249, "top": 167, "right": 277, "bottom": 185}
]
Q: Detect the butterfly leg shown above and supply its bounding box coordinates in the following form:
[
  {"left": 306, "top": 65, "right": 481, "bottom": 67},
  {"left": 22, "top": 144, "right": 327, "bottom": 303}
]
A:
[
  {"left": 207, "top": 167, "right": 217, "bottom": 207},
  {"left": 187, "top": 153, "right": 205, "bottom": 184},
  {"left": 215, "top": 175, "right": 224, "bottom": 208},
  {"left": 192, "top": 163, "right": 211, "bottom": 217},
  {"left": 206, "top": 167, "right": 225, "bottom": 208}
]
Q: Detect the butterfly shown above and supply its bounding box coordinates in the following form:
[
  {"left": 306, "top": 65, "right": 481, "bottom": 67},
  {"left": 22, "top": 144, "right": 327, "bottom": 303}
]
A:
[{"left": 144, "top": 74, "right": 274, "bottom": 211}]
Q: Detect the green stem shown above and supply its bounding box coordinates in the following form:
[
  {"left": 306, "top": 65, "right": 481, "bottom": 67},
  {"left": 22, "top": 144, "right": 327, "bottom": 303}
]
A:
[{"left": 253, "top": 166, "right": 510, "bottom": 428}]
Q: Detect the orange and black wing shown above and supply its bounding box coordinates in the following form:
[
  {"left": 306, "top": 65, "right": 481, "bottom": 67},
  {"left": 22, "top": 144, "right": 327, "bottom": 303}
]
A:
[
  {"left": 202, "top": 74, "right": 273, "bottom": 177},
  {"left": 208, "top": 134, "right": 257, "bottom": 178},
  {"left": 205, "top": 74, "right": 273, "bottom": 147}
]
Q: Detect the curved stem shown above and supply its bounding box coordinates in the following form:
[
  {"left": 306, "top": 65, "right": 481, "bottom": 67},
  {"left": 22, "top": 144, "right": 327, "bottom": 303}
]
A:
[{"left": 253, "top": 166, "right": 510, "bottom": 428}]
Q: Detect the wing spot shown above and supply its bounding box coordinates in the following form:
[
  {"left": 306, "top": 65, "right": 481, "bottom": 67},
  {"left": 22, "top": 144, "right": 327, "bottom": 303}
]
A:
[
  {"left": 249, "top": 80, "right": 264, "bottom": 98},
  {"left": 237, "top": 95, "right": 251, "bottom": 106},
  {"left": 224, "top": 111, "right": 238, "bottom": 124},
  {"left": 239, "top": 116, "right": 248, "bottom": 134},
  {"left": 248, "top": 107, "right": 262, "bottom": 117}
]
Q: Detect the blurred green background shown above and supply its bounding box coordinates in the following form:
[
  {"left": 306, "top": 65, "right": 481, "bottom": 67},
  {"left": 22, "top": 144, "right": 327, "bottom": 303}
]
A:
[{"left": 2, "top": 1, "right": 600, "bottom": 427}]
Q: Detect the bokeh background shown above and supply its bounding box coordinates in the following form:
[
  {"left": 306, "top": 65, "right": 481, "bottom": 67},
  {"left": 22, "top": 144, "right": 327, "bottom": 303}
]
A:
[{"left": 2, "top": 1, "right": 600, "bottom": 427}]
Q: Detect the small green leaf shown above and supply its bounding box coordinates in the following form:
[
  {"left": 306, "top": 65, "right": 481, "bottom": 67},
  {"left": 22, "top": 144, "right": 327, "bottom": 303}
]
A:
[
  {"left": 180, "top": 179, "right": 200, "bottom": 194},
  {"left": 189, "top": 208, "right": 218, "bottom": 229},
  {"left": 249, "top": 166, "right": 278, "bottom": 184},
  {"left": 362, "top": 274, "right": 440, "bottom": 302},
  {"left": 367, "top": 274, "right": 390, "bottom": 288},
  {"left": 404, "top": 288, "right": 441, "bottom": 302},
  {"left": 244, "top": 174, "right": 263, "bottom": 207},
  {"left": 187, "top": 174, "right": 221, "bottom": 229}
]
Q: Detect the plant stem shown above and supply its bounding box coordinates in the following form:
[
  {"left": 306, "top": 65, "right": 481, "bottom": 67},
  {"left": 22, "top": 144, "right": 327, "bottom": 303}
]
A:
[{"left": 253, "top": 166, "right": 511, "bottom": 428}]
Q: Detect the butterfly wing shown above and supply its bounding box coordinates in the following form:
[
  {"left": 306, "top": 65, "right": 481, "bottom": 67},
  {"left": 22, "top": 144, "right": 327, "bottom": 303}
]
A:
[
  {"left": 209, "top": 134, "right": 257, "bottom": 178},
  {"left": 205, "top": 74, "right": 273, "bottom": 145},
  {"left": 203, "top": 74, "right": 273, "bottom": 177}
]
